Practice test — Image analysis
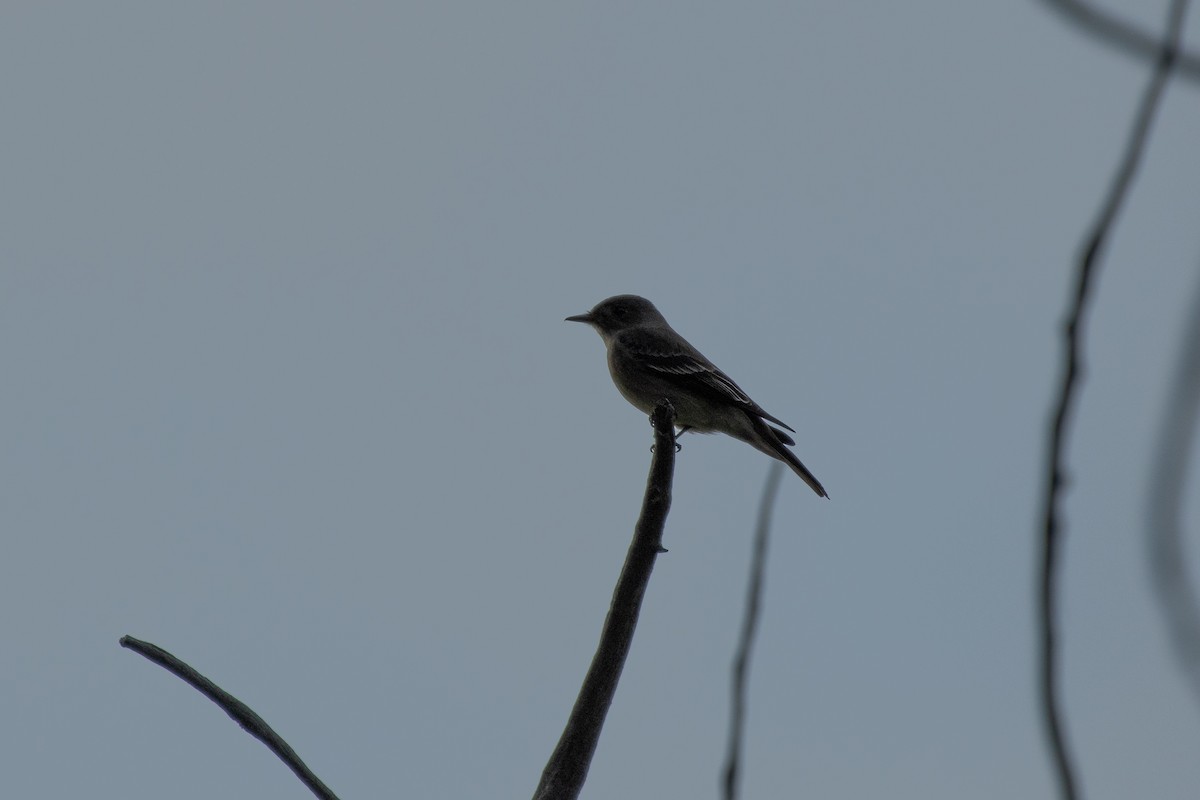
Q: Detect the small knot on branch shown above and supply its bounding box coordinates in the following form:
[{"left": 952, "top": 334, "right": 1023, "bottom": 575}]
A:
[{"left": 650, "top": 399, "right": 676, "bottom": 435}]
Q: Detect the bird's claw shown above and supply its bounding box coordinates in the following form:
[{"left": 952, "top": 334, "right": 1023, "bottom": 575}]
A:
[{"left": 672, "top": 424, "right": 691, "bottom": 451}]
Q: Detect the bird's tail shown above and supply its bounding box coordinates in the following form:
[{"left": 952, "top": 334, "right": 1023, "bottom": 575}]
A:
[{"left": 753, "top": 419, "right": 828, "bottom": 498}]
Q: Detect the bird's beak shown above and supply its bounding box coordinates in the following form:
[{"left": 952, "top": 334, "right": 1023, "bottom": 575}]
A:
[{"left": 564, "top": 312, "right": 593, "bottom": 324}]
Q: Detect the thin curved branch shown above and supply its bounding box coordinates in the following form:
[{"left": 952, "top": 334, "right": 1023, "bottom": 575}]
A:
[
  {"left": 1040, "top": 0, "right": 1200, "bottom": 82},
  {"left": 119, "top": 635, "right": 340, "bottom": 800},
  {"left": 533, "top": 400, "right": 677, "bottom": 800},
  {"left": 722, "top": 463, "right": 783, "bottom": 800},
  {"left": 1036, "top": 3, "right": 1190, "bottom": 799},
  {"left": 1147, "top": 263, "right": 1200, "bottom": 710}
]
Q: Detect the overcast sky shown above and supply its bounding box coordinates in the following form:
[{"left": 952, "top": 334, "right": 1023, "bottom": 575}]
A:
[{"left": 3, "top": 2, "right": 1200, "bottom": 798}]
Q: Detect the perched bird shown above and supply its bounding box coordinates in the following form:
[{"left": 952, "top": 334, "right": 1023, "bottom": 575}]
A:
[{"left": 566, "top": 294, "right": 827, "bottom": 497}]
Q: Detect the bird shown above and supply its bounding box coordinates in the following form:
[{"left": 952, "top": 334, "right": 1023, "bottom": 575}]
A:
[{"left": 566, "top": 294, "right": 827, "bottom": 497}]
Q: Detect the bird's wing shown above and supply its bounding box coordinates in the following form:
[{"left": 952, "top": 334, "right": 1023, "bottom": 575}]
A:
[{"left": 623, "top": 330, "right": 796, "bottom": 433}]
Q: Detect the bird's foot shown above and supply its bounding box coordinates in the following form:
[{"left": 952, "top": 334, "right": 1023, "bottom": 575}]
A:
[{"left": 673, "top": 425, "right": 691, "bottom": 451}]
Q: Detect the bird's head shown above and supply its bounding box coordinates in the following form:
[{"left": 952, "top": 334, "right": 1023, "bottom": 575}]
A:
[{"left": 565, "top": 295, "right": 667, "bottom": 337}]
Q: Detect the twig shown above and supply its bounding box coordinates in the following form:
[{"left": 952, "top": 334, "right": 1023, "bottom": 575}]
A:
[
  {"left": 533, "top": 400, "right": 677, "bottom": 800},
  {"left": 721, "top": 463, "right": 784, "bottom": 800},
  {"left": 1039, "top": 0, "right": 1200, "bottom": 83},
  {"left": 1036, "top": 2, "right": 1190, "bottom": 799},
  {"left": 1147, "top": 263, "right": 1200, "bottom": 709},
  {"left": 119, "top": 635, "right": 340, "bottom": 800}
]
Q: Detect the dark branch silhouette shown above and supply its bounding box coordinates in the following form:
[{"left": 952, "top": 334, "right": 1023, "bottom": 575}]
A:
[
  {"left": 1040, "top": 0, "right": 1200, "bottom": 82},
  {"left": 1036, "top": 2, "right": 1189, "bottom": 799},
  {"left": 119, "top": 635, "right": 340, "bottom": 800},
  {"left": 722, "top": 463, "right": 783, "bottom": 800},
  {"left": 533, "top": 400, "right": 677, "bottom": 800},
  {"left": 121, "top": 402, "right": 678, "bottom": 800},
  {"left": 1147, "top": 263, "right": 1200, "bottom": 710}
]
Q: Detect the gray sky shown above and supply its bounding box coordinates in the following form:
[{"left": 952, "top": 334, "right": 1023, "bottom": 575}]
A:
[{"left": 3, "top": 2, "right": 1199, "bottom": 798}]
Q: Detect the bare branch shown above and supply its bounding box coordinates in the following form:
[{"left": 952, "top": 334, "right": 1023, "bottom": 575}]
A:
[
  {"left": 119, "top": 635, "right": 340, "bottom": 800},
  {"left": 722, "top": 463, "right": 784, "bottom": 800},
  {"left": 1147, "top": 264, "right": 1200, "bottom": 710},
  {"left": 533, "top": 399, "right": 677, "bottom": 800},
  {"left": 1036, "top": 2, "right": 1190, "bottom": 799},
  {"left": 1039, "top": 0, "right": 1200, "bottom": 82}
]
